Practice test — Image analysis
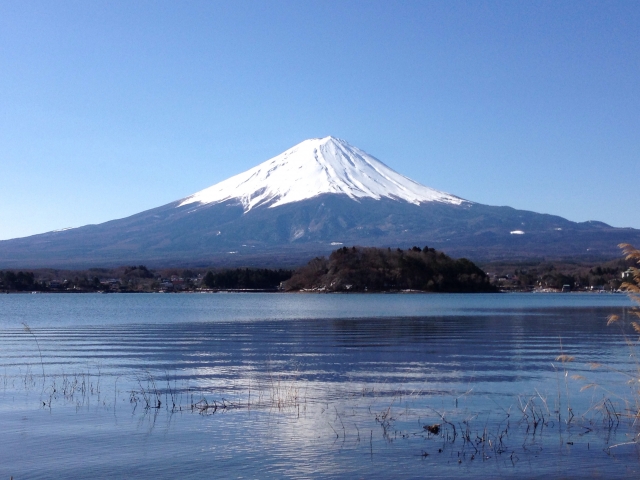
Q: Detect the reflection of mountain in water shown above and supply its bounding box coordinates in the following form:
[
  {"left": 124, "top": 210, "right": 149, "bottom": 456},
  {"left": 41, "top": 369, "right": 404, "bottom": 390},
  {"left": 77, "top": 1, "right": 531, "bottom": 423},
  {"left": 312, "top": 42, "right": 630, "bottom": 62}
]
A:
[
  {"left": 7, "top": 306, "right": 617, "bottom": 387},
  {"left": 1, "top": 294, "right": 636, "bottom": 478}
]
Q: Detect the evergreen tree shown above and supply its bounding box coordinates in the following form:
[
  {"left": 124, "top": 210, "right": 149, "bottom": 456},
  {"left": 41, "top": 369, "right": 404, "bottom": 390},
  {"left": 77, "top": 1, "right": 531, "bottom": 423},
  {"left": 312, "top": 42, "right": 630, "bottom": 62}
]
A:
[{"left": 203, "top": 271, "right": 215, "bottom": 288}]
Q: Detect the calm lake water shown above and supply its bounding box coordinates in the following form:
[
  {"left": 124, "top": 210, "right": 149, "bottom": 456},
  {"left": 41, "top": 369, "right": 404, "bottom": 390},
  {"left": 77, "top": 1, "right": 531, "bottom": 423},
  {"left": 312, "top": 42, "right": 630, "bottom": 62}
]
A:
[{"left": 1, "top": 293, "right": 638, "bottom": 479}]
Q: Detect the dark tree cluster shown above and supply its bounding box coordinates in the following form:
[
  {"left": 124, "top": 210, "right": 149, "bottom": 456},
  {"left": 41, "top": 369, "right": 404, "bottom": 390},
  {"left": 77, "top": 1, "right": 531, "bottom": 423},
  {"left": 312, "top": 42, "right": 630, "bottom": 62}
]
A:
[
  {"left": 284, "top": 246, "right": 497, "bottom": 293},
  {"left": 0, "top": 271, "right": 46, "bottom": 292},
  {"left": 122, "top": 265, "right": 155, "bottom": 279},
  {"left": 202, "top": 268, "right": 293, "bottom": 290}
]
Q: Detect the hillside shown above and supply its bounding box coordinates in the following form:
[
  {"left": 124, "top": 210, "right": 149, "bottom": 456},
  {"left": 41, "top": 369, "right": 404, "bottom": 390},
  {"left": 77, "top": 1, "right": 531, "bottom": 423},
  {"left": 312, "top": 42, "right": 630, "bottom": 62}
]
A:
[
  {"left": 1, "top": 136, "right": 639, "bottom": 268},
  {"left": 283, "top": 246, "right": 497, "bottom": 293}
]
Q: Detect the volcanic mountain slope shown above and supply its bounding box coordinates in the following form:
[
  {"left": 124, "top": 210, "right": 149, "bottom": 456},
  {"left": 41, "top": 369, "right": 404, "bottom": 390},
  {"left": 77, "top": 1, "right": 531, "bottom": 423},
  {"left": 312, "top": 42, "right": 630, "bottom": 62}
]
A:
[
  {"left": 1, "top": 136, "right": 639, "bottom": 268},
  {"left": 178, "top": 136, "right": 465, "bottom": 211}
]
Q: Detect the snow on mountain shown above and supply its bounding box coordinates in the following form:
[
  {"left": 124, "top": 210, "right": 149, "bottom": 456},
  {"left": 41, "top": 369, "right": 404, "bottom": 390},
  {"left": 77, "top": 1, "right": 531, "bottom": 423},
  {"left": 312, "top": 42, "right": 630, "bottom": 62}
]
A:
[{"left": 178, "top": 136, "right": 466, "bottom": 212}]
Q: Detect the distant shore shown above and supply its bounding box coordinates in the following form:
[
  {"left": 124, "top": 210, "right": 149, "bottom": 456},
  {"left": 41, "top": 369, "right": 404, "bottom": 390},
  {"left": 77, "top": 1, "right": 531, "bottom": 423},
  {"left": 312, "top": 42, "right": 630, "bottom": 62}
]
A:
[
  {"left": 2, "top": 288, "right": 626, "bottom": 295},
  {"left": 1, "top": 245, "right": 631, "bottom": 295}
]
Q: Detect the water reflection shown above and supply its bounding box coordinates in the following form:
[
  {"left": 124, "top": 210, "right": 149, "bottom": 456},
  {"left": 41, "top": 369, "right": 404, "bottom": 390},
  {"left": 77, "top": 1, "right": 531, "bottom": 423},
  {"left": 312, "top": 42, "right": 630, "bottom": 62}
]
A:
[{"left": 0, "top": 294, "right": 638, "bottom": 478}]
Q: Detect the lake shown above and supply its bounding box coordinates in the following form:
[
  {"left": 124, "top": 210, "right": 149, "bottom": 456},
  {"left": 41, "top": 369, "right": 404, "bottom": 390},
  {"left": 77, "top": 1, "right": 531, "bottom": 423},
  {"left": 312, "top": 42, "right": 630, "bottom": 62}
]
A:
[{"left": 1, "top": 292, "right": 639, "bottom": 479}]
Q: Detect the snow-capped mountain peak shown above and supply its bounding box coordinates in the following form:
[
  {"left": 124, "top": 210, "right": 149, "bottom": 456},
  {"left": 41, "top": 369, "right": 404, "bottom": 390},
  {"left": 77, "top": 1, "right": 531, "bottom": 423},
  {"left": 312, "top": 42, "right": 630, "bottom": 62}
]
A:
[{"left": 178, "top": 136, "right": 465, "bottom": 212}]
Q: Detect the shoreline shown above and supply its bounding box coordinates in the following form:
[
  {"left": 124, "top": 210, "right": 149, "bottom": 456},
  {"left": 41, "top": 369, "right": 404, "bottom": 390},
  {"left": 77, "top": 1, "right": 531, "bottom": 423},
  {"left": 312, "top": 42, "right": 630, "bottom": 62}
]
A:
[{"left": 1, "top": 289, "right": 625, "bottom": 295}]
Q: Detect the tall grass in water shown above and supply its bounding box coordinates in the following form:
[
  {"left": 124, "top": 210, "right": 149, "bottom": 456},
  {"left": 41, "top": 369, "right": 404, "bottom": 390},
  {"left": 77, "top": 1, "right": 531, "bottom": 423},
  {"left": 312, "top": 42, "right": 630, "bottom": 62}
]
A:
[
  {"left": 602, "top": 244, "right": 640, "bottom": 414},
  {"left": 562, "top": 243, "right": 640, "bottom": 450},
  {"left": 22, "top": 322, "right": 45, "bottom": 384}
]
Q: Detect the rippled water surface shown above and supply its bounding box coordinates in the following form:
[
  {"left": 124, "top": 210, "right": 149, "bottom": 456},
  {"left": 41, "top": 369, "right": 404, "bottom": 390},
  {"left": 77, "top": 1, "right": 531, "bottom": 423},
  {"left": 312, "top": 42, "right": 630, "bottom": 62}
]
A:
[{"left": 1, "top": 293, "right": 638, "bottom": 479}]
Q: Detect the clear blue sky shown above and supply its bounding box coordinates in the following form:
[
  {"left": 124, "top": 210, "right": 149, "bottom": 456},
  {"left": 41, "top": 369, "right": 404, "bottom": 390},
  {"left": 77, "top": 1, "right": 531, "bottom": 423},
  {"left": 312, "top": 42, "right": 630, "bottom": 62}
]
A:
[{"left": 1, "top": 0, "right": 638, "bottom": 240}]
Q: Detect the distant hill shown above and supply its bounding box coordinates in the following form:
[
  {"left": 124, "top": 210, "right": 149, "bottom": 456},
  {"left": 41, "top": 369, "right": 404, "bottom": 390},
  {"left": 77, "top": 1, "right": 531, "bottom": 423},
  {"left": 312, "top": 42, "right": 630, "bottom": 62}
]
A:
[
  {"left": 283, "top": 245, "right": 497, "bottom": 293},
  {"left": 1, "top": 136, "right": 639, "bottom": 268}
]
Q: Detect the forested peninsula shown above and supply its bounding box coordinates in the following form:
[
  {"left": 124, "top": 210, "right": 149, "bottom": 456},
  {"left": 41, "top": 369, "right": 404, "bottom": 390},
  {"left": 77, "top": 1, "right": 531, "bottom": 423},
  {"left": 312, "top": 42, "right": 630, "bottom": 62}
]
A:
[{"left": 283, "top": 246, "right": 497, "bottom": 293}]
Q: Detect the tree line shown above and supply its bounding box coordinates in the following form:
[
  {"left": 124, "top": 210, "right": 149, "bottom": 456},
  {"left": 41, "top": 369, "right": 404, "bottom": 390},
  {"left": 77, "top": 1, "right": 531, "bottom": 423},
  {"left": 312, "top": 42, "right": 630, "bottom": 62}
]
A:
[
  {"left": 202, "top": 268, "right": 292, "bottom": 290},
  {"left": 0, "top": 266, "right": 292, "bottom": 292},
  {"left": 0, "top": 271, "right": 46, "bottom": 291},
  {"left": 491, "top": 259, "right": 632, "bottom": 291}
]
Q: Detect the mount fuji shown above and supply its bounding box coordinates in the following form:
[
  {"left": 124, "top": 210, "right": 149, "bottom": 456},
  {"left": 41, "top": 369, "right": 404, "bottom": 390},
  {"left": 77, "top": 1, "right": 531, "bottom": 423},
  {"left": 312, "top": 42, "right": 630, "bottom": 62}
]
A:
[
  {"left": 1, "top": 136, "right": 639, "bottom": 268},
  {"left": 178, "top": 136, "right": 464, "bottom": 212}
]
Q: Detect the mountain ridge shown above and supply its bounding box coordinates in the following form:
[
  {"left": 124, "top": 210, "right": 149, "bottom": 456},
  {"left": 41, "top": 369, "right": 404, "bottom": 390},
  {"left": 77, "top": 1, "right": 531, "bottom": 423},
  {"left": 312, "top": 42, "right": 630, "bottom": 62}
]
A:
[{"left": 1, "top": 137, "right": 638, "bottom": 268}]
